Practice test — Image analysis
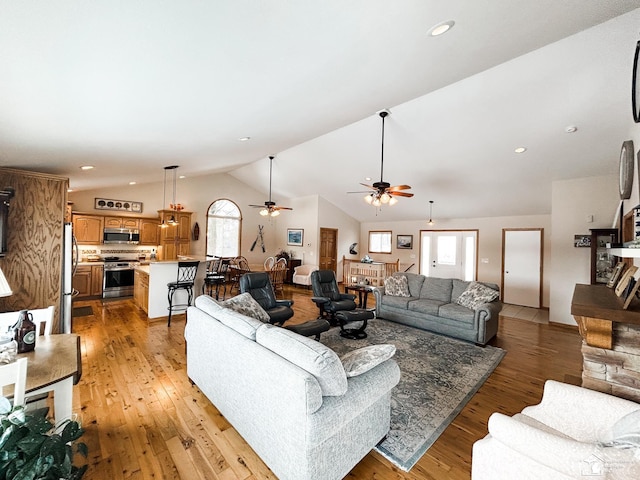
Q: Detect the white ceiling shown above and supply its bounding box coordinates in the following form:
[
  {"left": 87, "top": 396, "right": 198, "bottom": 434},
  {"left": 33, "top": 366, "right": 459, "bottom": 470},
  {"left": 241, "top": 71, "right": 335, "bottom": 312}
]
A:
[{"left": 1, "top": 1, "right": 640, "bottom": 222}]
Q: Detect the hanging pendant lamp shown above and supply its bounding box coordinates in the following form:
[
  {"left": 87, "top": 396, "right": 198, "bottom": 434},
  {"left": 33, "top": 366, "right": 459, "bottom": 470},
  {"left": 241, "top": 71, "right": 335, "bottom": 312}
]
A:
[{"left": 427, "top": 200, "right": 434, "bottom": 225}]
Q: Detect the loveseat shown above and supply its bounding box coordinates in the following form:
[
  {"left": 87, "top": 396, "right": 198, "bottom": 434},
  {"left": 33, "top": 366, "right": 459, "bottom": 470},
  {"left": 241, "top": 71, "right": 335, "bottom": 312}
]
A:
[
  {"left": 185, "top": 295, "right": 401, "bottom": 480},
  {"left": 373, "top": 272, "right": 502, "bottom": 345}
]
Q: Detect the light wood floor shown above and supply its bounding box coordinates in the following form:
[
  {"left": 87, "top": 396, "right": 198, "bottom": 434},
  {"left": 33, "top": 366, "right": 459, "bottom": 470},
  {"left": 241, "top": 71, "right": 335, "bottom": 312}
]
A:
[{"left": 69, "top": 286, "right": 582, "bottom": 479}]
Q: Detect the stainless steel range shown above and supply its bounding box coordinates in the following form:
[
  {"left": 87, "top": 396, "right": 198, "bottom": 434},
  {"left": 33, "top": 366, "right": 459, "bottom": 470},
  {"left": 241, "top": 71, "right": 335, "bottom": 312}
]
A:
[{"left": 103, "top": 257, "right": 139, "bottom": 298}]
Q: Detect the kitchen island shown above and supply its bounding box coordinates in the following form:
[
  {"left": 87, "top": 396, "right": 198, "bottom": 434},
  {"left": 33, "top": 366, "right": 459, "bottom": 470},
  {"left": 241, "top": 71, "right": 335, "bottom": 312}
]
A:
[{"left": 134, "top": 258, "right": 207, "bottom": 320}]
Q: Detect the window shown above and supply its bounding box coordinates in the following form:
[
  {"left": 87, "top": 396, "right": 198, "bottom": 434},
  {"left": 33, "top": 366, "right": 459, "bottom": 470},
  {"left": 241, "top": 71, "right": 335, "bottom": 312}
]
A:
[
  {"left": 368, "top": 231, "right": 392, "bottom": 254},
  {"left": 206, "top": 199, "right": 241, "bottom": 258}
]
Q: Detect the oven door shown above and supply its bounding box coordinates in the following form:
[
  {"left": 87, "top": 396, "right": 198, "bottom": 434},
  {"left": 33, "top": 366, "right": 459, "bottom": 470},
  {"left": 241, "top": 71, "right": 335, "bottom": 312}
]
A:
[{"left": 103, "top": 268, "right": 135, "bottom": 298}]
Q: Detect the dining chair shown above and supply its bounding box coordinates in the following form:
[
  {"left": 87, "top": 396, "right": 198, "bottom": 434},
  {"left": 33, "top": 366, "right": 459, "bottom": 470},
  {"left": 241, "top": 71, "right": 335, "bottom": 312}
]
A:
[
  {"left": 269, "top": 260, "right": 288, "bottom": 298},
  {"left": 0, "top": 306, "right": 54, "bottom": 336},
  {"left": 0, "top": 357, "right": 28, "bottom": 407},
  {"left": 203, "top": 257, "right": 230, "bottom": 300},
  {"left": 263, "top": 256, "right": 275, "bottom": 271},
  {"left": 230, "top": 256, "right": 251, "bottom": 294}
]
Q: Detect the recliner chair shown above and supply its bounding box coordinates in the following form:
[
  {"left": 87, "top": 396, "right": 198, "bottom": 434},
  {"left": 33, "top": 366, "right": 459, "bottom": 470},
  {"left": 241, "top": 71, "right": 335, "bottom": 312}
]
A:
[
  {"left": 310, "top": 270, "right": 373, "bottom": 339},
  {"left": 240, "top": 272, "right": 330, "bottom": 340},
  {"left": 239, "top": 272, "right": 294, "bottom": 324}
]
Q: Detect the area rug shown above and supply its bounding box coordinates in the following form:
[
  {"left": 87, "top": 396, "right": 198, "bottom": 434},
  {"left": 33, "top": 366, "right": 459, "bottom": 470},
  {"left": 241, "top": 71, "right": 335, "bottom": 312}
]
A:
[
  {"left": 320, "top": 318, "right": 505, "bottom": 471},
  {"left": 72, "top": 306, "right": 93, "bottom": 317}
]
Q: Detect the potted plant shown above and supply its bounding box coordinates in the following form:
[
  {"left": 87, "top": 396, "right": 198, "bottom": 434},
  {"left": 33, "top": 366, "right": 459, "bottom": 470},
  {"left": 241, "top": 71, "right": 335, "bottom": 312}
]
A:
[{"left": 0, "top": 397, "right": 87, "bottom": 479}]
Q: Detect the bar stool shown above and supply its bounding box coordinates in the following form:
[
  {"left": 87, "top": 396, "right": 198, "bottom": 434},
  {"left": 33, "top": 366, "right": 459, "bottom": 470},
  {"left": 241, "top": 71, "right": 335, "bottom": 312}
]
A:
[{"left": 167, "top": 261, "right": 199, "bottom": 326}]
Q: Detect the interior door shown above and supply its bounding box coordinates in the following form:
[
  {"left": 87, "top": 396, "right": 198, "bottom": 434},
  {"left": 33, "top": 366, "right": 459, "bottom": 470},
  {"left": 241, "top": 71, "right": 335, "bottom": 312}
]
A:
[
  {"left": 502, "top": 228, "right": 543, "bottom": 307},
  {"left": 319, "top": 228, "right": 338, "bottom": 274}
]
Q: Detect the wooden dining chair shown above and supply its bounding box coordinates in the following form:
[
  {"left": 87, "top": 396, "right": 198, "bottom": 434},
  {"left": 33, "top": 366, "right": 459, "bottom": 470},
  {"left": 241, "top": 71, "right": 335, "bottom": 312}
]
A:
[
  {"left": 263, "top": 256, "right": 275, "bottom": 271},
  {"left": 269, "top": 261, "right": 288, "bottom": 298},
  {"left": 0, "top": 357, "right": 28, "bottom": 407}
]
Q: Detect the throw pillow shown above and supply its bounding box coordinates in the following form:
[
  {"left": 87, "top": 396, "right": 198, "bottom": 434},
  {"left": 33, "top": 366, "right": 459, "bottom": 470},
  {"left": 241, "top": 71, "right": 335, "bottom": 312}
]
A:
[
  {"left": 222, "top": 293, "right": 270, "bottom": 323},
  {"left": 456, "top": 282, "right": 499, "bottom": 310},
  {"left": 384, "top": 275, "right": 410, "bottom": 297},
  {"left": 340, "top": 344, "right": 396, "bottom": 377},
  {"left": 255, "top": 324, "right": 347, "bottom": 396}
]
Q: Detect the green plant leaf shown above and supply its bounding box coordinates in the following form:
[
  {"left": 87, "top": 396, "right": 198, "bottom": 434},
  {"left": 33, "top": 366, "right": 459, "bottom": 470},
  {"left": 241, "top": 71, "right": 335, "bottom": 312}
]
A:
[
  {"left": 11, "top": 455, "right": 38, "bottom": 480},
  {"left": 61, "top": 421, "right": 84, "bottom": 443},
  {"left": 76, "top": 442, "right": 88, "bottom": 458},
  {"left": 16, "top": 434, "right": 46, "bottom": 457}
]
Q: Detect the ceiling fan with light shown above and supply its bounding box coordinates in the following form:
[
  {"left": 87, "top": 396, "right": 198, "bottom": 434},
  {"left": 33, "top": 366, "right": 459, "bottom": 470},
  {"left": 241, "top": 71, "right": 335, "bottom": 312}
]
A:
[
  {"left": 350, "top": 110, "right": 413, "bottom": 207},
  {"left": 249, "top": 156, "right": 293, "bottom": 217}
]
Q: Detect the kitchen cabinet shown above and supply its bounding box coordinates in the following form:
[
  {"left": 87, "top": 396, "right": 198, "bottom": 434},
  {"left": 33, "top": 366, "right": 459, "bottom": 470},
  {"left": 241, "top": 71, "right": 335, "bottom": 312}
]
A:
[
  {"left": 139, "top": 218, "right": 160, "bottom": 245},
  {"left": 590, "top": 228, "right": 618, "bottom": 285},
  {"left": 134, "top": 269, "right": 149, "bottom": 314},
  {"left": 73, "top": 264, "right": 104, "bottom": 298},
  {"left": 104, "top": 216, "right": 140, "bottom": 229},
  {"left": 157, "top": 210, "right": 192, "bottom": 260},
  {"left": 72, "top": 214, "right": 103, "bottom": 245}
]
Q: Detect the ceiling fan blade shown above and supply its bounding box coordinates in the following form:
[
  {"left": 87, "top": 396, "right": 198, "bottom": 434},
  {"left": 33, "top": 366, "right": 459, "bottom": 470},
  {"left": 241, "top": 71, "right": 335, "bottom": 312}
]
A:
[
  {"left": 274, "top": 206, "right": 293, "bottom": 211},
  {"left": 347, "top": 190, "right": 373, "bottom": 194},
  {"left": 249, "top": 204, "right": 265, "bottom": 208},
  {"left": 359, "top": 183, "right": 376, "bottom": 190},
  {"left": 388, "top": 184, "right": 412, "bottom": 191},
  {"left": 389, "top": 191, "right": 414, "bottom": 197}
]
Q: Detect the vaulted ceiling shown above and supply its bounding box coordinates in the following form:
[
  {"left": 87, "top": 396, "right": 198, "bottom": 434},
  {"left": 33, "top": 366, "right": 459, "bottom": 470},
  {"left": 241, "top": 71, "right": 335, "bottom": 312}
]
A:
[{"left": 1, "top": 1, "right": 639, "bottom": 222}]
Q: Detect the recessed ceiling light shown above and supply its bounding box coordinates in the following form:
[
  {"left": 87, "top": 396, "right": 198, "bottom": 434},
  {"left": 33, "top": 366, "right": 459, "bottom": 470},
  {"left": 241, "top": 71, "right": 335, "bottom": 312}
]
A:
[
  {"left": 565, "top": 125, "right": 578, "bottom": 133},
  {"left": 514, "top": 147, "right": 527, "bottom": 153},
  {"left": 428, "top": 20, "right": 455, "bottom": 36},
  {"left": 238, "top": 136, "right": 251, "bottom": 142},
  {"left": 80, "top": 165, "right": 94, "bottom": 170},
  {"left": 67, "top": 188, "right": 73, "bottom": 193},
  {"left": 129, "top": 181, "right": 136, "bottom": 185},
  {"left": 179, "top": 175, "right": 185, "bottom": 179},
  {"left": 365, "top": 177, "right": 372, "bottom": 181}
]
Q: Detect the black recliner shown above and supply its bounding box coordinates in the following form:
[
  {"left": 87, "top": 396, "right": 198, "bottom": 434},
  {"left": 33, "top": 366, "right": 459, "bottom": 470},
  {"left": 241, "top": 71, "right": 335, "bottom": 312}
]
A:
[
  {"left": 239, "top": 272, "right": 294, "bottom": 325},
  {"left": 240, "top": 272, "right": 330, "bottom": 340},
  {"left": 310, "top": 270, "right": 373, "bottom": 339}
]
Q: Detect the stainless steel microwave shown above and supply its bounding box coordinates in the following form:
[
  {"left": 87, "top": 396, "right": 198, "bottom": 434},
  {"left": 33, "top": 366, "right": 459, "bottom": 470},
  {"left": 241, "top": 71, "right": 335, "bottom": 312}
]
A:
[{"left": 103, "top": 228, "right": 140, "bottom": 244}]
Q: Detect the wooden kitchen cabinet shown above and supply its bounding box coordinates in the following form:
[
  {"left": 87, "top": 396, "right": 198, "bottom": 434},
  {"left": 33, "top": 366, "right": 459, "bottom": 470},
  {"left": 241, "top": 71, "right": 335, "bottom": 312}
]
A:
[
  {"left": 72, "top": 214, "right": 103, "bottom": 244},
  {"left": 104, "top": 216, "right": 140, "bottom": 229},
  {"left": 139, "top": 218, "right": 160, "bottom": 245},
  {"left": 73, "top": 264, "right": 103, "bottom": 298},
  {"left": 134, "top": 269, "right": 149, "bottom": 313},
  {"left": 157, "top": 210, "right": 192, "bottom": 260}
]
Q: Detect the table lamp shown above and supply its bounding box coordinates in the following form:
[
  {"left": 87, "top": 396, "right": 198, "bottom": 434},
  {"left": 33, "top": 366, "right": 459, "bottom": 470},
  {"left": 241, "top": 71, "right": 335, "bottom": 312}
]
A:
[{"left": 0, "top": 265, "right": 12, "bottom": 297}]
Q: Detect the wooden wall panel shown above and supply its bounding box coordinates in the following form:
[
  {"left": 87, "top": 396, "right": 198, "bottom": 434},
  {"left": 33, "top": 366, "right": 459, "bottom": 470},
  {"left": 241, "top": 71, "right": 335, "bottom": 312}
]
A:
[{"left": 0, "top": 168, "right": 68, "bottom": 333}]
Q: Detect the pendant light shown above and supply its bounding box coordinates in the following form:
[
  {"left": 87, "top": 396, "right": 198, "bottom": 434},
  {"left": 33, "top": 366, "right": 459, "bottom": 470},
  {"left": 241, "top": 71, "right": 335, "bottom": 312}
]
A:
[
  {"left": 163, "top": 165, "right": 180, "bottom": 226},
  {"left": 427, "top": 200, "right": 435, "bottom": 226}
]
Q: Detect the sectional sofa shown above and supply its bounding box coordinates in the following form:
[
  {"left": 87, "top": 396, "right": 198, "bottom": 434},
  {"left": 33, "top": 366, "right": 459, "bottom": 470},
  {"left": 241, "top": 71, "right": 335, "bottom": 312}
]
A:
[
  {"left": 373, "top": 272, "right": 502, "bottom": 345},
  {"left": 185, "top": 295, "right": 401, "bottom": 480}
]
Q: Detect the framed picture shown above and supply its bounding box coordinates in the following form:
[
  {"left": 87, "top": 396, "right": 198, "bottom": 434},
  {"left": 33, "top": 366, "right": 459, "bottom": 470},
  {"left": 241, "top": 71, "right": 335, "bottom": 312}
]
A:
[
  {"left": 607, "top": 262, "right": 626, "bottom": 288},
  {"left": 574, "top": 234, "right": 591, "bottom": 247},
  {"left": 397, "top": 234, "right": 413, "bottom": 249},
  {"left": 287, "top": 228, "right": 303, "bottom": 246}
]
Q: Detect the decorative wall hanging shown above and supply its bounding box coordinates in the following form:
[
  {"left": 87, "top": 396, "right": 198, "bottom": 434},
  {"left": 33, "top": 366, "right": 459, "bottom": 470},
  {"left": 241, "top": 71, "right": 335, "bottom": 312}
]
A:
[
  {"left": 397, "top": 235, "right": 413, "bottom": 249},
  {"left": 619, "top": 140, "right": 634, "bottom": 199},
  {"left": 95, "top": 198, "right": 142, "bottom": 212},
  {"left": 287, "top": 228, "right": 303, "bottom": 246}
]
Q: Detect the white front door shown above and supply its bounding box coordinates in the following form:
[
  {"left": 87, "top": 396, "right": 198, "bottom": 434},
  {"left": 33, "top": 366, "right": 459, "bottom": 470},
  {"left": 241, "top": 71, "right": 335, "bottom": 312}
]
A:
[
  {"left": 420, "top": 231, "right": 477, "bottom": 280},
  {"left": 502, "top": 229, "right": 542, "bottom": 307}
]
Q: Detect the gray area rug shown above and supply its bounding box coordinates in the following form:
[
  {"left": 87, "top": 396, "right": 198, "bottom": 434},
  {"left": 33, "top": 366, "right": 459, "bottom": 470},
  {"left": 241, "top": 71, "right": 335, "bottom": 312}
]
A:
[{"left": 320, "top": 318, "right": 505, "bottom": 471}]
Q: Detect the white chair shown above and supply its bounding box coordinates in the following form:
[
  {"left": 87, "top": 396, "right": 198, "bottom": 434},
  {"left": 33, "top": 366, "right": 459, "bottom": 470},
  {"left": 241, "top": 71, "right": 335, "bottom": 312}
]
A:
[
  {"left": 0, "top": 306, "right": 54, "bottom": 336},
  {"left": 0, "top": 357, "right": 28, "bottom": 406},
  {"left": 292, "top": 264, "right": 318, "bottom": 288},
  {"left": 472, "top": 380, "right": 640, "bottom": 480}
]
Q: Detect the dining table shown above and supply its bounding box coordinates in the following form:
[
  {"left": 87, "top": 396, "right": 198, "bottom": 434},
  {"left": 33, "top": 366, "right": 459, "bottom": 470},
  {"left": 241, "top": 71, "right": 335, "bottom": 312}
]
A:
[{"left": 17, "top": 333, "right": 81, "bottom": 426}]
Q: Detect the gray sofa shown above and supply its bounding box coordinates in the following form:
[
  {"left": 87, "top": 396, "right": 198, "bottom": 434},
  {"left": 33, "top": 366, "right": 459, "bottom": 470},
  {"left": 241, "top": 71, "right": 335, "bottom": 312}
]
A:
[
  {"left": 185, "top": 295, "right": 401, "bottom": 480},
  {"left": 373, "top": 272, "right": 502, "bottom": 345}
]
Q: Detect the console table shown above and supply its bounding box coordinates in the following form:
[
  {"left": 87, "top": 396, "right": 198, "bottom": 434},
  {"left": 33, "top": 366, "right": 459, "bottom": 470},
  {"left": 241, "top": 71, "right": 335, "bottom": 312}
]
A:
[{"left": 571, "top": 284, "right": 640, "bottom": 402}]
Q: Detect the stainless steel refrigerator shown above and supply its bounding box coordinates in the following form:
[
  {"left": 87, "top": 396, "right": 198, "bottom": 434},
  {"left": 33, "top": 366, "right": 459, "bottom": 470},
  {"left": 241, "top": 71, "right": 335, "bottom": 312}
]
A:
[{"left": 61, "top": 223, "right": 78, "bottom": 333}]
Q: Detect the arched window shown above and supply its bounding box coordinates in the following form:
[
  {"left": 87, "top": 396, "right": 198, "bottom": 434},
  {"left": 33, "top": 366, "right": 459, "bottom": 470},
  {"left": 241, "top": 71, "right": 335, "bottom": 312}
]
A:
[{"left": 206, "top": 199, "right": 241, "bottom": 257}]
